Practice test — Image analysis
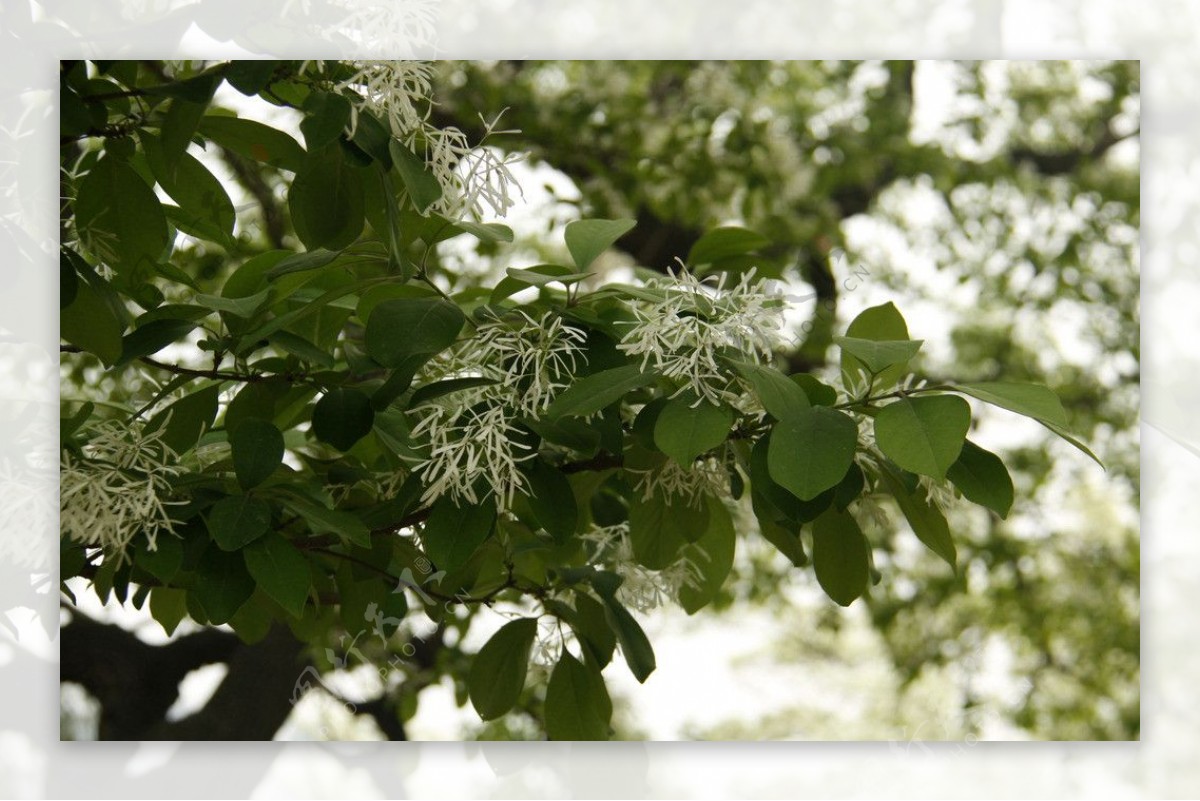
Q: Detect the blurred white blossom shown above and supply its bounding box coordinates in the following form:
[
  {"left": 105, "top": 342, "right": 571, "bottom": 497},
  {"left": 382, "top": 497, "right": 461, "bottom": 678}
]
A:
[
  {"left": 59, "top": 419, "right": 183, "bottom": 562},
  {"left": 618, "top": 265, "right": 786, "bottom": 406}
]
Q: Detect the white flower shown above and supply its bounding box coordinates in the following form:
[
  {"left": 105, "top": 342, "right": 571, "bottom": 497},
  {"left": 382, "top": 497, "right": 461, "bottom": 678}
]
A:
[
  {"left": 60, "top": 419, "right": 183, "bottom": 563},
  {"left": 617, "top": 265, "right": 786, "bottom": 406},
  {"left": 321, "top": 60, "right": 525, "bottom": 220},
  {"left": 408, "top": 311, "right": 587, "bottom": 509},
  {"left": 629, "top": 453, "right": 730, "bottom": 508},
  {"left": 579, "top": 523, "right": 704, "bottom": 613}
]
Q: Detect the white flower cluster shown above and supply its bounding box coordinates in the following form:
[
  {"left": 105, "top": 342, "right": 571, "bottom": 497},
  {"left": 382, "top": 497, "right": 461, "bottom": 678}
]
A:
[
  {"left": 617, "top": 266, "right": 786, "bottom": 406},
  {"left": 316, "top": 60, "right": 524, "bottom": 220},
  {"left": 60, "top": 419, "right": 183, "bottom": 562},
  {"left": 630, "top": 453, "right": 730, "bottom": 509},
  {"left": 409, "top": 311, "right": 587, "bottom": 509},
  {"left": 579, "top": 523, "right": 704, "bottom": 613}
]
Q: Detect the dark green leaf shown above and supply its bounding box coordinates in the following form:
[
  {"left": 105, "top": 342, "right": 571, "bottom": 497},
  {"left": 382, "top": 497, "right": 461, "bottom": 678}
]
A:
[
  {"left": 194, "top": 288, "right": 271, "bottom": 317},
  {"left": 243, "top": 532, "right": 311, "bottom": 617},
  {"left": 564, "top": 218, "right": 636, "bottom": 270},
  {"left": 114, "top": 318, "right": 197, "bottom": 367},
  {"left": 468, "top": 618, "right": 538, "bottom": 720},
  {"left": 600, "top": 595, "right": 656, "bottom": 683},
  {"left": 629, "top": 492, "right": 710, "bottom": 568},
  {"left": 653, "top": 396, "right": 733, "bottom": 467},
  {"left": 148, "top": 383, "right": 219, "bottom": 455},
  {"left": 410, "top": 376, "right": 498, "bottom": 408},
  {"left": 311, "top": 388, "right": 375, "bottom": 451},
  {"left": 454, "top": 220, "right": 514, "bottom": 243},
  {"left": 289, "top": 146, "right": 366, "bottom": 250},
  {"left": 389, "top": 139, "right": 442, "bottom": 212},
  {"left": 300, "top": 91, "right": 351, "bottom": 150},
  {"left": 768, "top": 406, "right": 858, "bottom": 500},
  {"left": 792, "top": 374, "right": 838, "bottom": 406},
  {"left": 524, "top": 460, "right": 578, "bottom": 543},
  {"left": 197, "top": 116, "right": 306, "bottom": 172},
  {"left": 947, "top": 440, "right": 1014, "bottom": 518},
  {"left": 225, "top": 61, "right": 279, "bottom": 95},
  {"left": 365, "top": 297, "right": 465, "bottom": 367},
  {"left": 545, "top": 652, "right": 612, "bottom": 740},
  {"left": 149, "top": 587, "right": 188, "bottom": 636},
  {"left": 229, "top": 418, "right": 284, "bottom": 489},
  {"left": 571, "top": 592, "right": 616, "bottom": 667},
  {"left": 74, "top": 157, "right": 169, "bottom": 276},
  {"left": 280, "top": 494, "right": 370, "bottom": 547},
  {"left": 265, "top": 248, "right": 342, "bottom": 280},
  {"left": 874, "top": 395, "right": 970, "bottom": 481},
  {"left": 421, "top": 498, "right": 496, "bottom": 571},
  {"left": 812, "top": 506, "right": 871, "bottom": 607},
  {"left": 678, "top": 498, "right": 736, "bottom": 614},
  {"left": 545, "top": 365, "right": 654, "bottom": 419},
  {"left": 136, "top": 534, "right": 183, "bottom": 583},
  {"left": 207, "top": 495, "right": 271, "bottom": 551},
  {"left": 879, "top": 462, "right": 957, "bottom": 570},
  {"left": 61, "top": 280, "right": 124, "bottom": 365},
  {"left": 192, "top": 547, "right": 255, "bottom": 624},
  {"left": 161, "top": 98, "right": 207, "bottom": 177}
]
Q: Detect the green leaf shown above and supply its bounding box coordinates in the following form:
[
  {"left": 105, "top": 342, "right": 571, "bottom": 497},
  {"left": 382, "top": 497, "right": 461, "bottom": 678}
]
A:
[
  {"left": 192, "top": 547, "right": 255, "bottom": 625},
  {"left": 768, "top": 406, "right": 858, "bottom": 500},
  {"left": 454, "top": 220, "right": 514, "bottom": 243},
  {"left": 947, "top": 440, "right": 1014, "bottom": 519},
  {"left": 300, "top": 91, "right": 351, "bottom": 150},
  {"left": 389, "top": 139, "right": 442, "bottom": 212},
  {"left": 114, "top": 318, "right": 197, "bottom": 367},
  {"left": 544, "top": 365, "right": 655, "bottom": 419},
  {"left": 599, "top": 594, "right": 656, "bottom": 683},
  {"left": 792, "top": 374, "right": 838, "bottom": 406},
  {"left": 409, "top": 376, "right": 498, "bottom": 408},
  {"left": 311, "top": 388, "right": 375, "bottom": 451},
  {"left": 74, "top": 156, "right": 169, "bottom": 276},
  {"left": 629, "top": 492, "right": 710, "bottom": 568},
  {"left": 840, "top": 302, "right": 910, "bottom": 389},
  {"left": 143, "top": 69, "right": 224, "bottom": 102},
  {"left": 421, "top": 498, "right": 496, "bottom": 571},
  {"left": 751, "top": 433, "right": 834, "bottom": 523},
  {"left": 197, "top": 115, "right": 306, "bottom": 172},
  {"left": 687, "top": 226, "right": 770, "bottom": 266},
  {"left": 229, "top": 418, "right": 284, "bottom": 489},
  {"left": 149, "top": 587, "right": 188, "bottom": 636},
  {"left": 953, "top": 382, "right": 1070, "bottom": 428},
  {"left": 148, "top": 383, "right": 219, "bottom": 455},
  {"left": 61, "top": 280, "right": 124, "bottom": 365},
  {"left": 757, "top": 518, "right": 808, "bottom": 567},
  {"left": 678, "top": 497, "right": 736, "bottom": 614},
  {"left": 1041, "top": 420, "right": 1105, "bottom": 467},
  {"left": 143, "top": 133, "right": 235, "bottom": 237},
  {"left": 564, "top": 218, "right": 636, "bottom": 270},
  {"left": 225, "top": 61, "right": 279, "bottom": 96},
  {"left": 468, "top": 618, "right": 538, "bottom": 721},
  {"left": 289, "top": 146, "right": 366, "bottom": 250},
  {"left": 874, "top": 395, "right": 970, "bottom": 481},
  {"left": 243, "top": 532, "right": 311, "bottom": 617},
  {"left": 280, "top": 494, "right": 370, "bottom": 547},
  {"left": 731, "top": 361, "right": 810, "bottom": 419},
  {"left": 878, "top": 462, "right": 957, "bottom": 570},
  {"left": 653, "top": 396, "right": 733, "bottom": 468},
  {"left": 269, "top": 330, "right": 335, "bottom": 368},
  {"left": 195, "top": 287, "right": 272, "bottom": 318},
  {"left": 544, "top": 651, "right": 612, "bottom": 740},
  {"left": 524, "top": 460, "right": 578, "bottom": 544},
  {"left": 207, "top": 495, "right": 271, "bottom": 551},
  {"left": 833, "top": 336, "right": 923, "bottom": 375},
  {"left": 811, "top": 507, "right": 871, "bottom": 607},
  {"left": 571, "top": 592, "right": 616, "bottom": 667},
  {"left": 161, "top": 98, "right": 207, "bottom": 176},
  {"left": 136, "top": 534, "right": 184, "bottom": 583},
  {"left": 365, "top": 297, "right": 465, "bottom": 367},
  {"left": 265, "top": 248, "right": 342, "bottom": 280},
  {"left": 833, "top": 462, "right": 866, "bottom": 511},
  {"left": 505, "top": 266, "right": 591, "bottom": 287}
]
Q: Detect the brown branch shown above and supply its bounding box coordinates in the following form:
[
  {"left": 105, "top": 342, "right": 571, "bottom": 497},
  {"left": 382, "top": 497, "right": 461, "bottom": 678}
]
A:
[{"left": 219, "top": 145, "right": 287, "bottom": 249}]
